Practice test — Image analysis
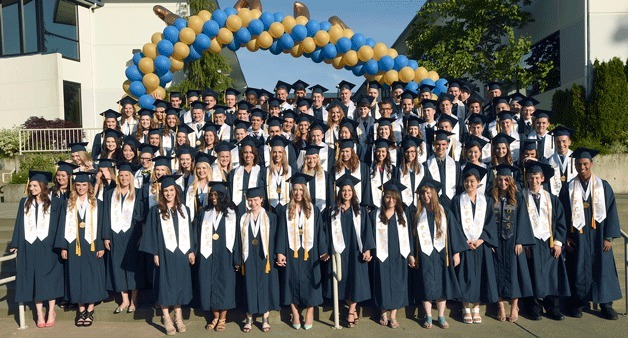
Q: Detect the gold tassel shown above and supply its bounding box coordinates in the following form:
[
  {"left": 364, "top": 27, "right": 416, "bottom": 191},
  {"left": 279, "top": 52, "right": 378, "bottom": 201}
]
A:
[
  {"left": 303, "top": 218, "right": 308, "bottom": 261},
  {"left": 75, "top": 211, "right": 81, "bottom": 256},
  {"left": 591, "top": 177, "right": 596, "bottom": 230},
  {"left": 293, "top": 218, "right": 298, "bottom": 258},
  {"left": 241, "top": 263, "right": 245, "bottom": 276},
  {"left": 265, "top": 256, "right": 271, "bottom": 274},
  {"left": 547, "top": 191, "right": 554, "bottom": 248},
  {"left": 265, "top": 214, "right": 271, "bottom": 274}
]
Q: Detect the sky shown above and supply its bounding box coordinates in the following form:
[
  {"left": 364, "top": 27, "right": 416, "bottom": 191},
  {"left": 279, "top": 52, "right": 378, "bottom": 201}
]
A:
[{"left": 217, "top": 0, "right": 425, "bottom": 91}]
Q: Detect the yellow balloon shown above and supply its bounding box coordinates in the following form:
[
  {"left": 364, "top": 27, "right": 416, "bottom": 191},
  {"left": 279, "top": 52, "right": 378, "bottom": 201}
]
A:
[
  {"left": 216, "top": 28, "right": 234, "bottom": 45},
  {"left": 387, "top": 48, "right": 398, "bottom": 58},
  {"left": 290, "top": 43, "right": 302, "bottom": 57},
  {"left": 323, "top": 58, "right": 332, "bottom": 65},
  {"left": 188, "top": 15, "right": 204, "bottom": 34},
  {"left": 314, "top": 31, "right": 330, "bottom": 47},
  {"left": 172, "top": 42, "right": 190, "bottom": 59},
  {"left": 250, "top": 9, "right": 262, "bottom": 19},
  {"left": 179, "top": 27, "right": 196, "bottom": 45},
  {"left": 343, "top": 28, "right": 354, "bottom": 39},
  {"left": 209, "top": 38, "right": 222, "bottom": 53},
  {"left": 332, "top": 55, "right": 344, "bottom": 69},
  {"left": 282, "top": 15, "right": 296, "bottom": 33},
  {"left": 371, "top": 73, "right": 384, "bottom": 83},
  {"left": 142, "top": 73, "right": 160, "bottom": 93},
  {"left": 122, "top": 80, "right": 131, "bottom": 95},
  {"left": 257, "top": 31, "right": 273, "bottom": 49},
  {"left": 138, "top": 57, "right": 155, "bottom": 74},
  {"left": 426, "top": 70, "right": 439, "bottom": 81},
  {"left": 295, "top": 15, "right": 308, "bottom": 26},
  {"left": 414, "top": 66, "right": 428, "bottom": 82},
  {"left": 246, "top": 39, "right": 259, "bottom": 52},
  {"left": 300, "top": 37, "right": 316, "bottom": 53},
  {"left": 142, "top": 43, "right": 157, "bottom": 59},
  {"left": 151, "top": 33, "right": 162, "bottom": 45},
  {"left": 268, "top": 22, "right": 285, "bottom": 39},
  {"left": 237, "top": 8, "right": 253, "bottom": 27},
  {"left": 198, "top": 10, "right": 212, "bottom": 22},
  {"left": 152, "top": 86, "right": 166, "bottom": 100},
  {"left": 328, "top": 25, "right": 343, "bottom": 44},
  {"left": 357, "top": 45, "right": 374, "bottom": 62},
  {"left": 373, "top": 43, "right": 388, "bottom": 61},
  {"left": 342, "top": 50, "right": 358, "bottom": 66},
  {"left": 226, "top": 14, "right": 242, "bottom": 32},
  {"left": 169, "top": 57, "right": 184, "bottom": 72},
  {"left": 384, "top": 70, "right": 399, "bottom": 85},
  {"left": 399, "top": 66, "right": 415, "bottom": 83}
]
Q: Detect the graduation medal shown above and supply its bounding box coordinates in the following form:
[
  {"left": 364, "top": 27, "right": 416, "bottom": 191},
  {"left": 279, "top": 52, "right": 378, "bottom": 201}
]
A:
[
  {"left": 582, "top": 202, "right": 590, "bottom": 209},
  {"left": 561, "top": 175, "right": 566, "bottom": 182},
  {"left": 196, "top": 140, "right": 201, "bottom": 146},
  {"left": 276, "top": 187, "right": 282, "bottom": 195},
  {"left": 79, "top": 221, "right": 86, "bottom": 228},
  {"left": 251, "top": 238, "right": 259, "bottom": 245},
  {"left": 212, "top": 233, "right": 219, "bottom": 240}
]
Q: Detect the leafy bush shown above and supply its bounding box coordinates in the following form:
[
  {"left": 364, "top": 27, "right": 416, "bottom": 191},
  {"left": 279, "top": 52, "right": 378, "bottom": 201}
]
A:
[
  {"left": 589, "top": 58, "right": 628, "bottom": 144},
  {"left": 10, "top": 153, "right": 69, "bottom": 184},
  {"left": 0, "top": 128, "right": 20, "bottom": 158}
]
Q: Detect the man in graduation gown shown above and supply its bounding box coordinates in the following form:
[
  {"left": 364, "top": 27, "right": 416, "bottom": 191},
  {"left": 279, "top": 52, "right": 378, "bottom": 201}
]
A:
[
  {"left": 527, "top": 110, "right": 554, "bottom": 160},
  {"left": 426, "top": 130, "right": 461, "bottom": 201},
  {"left": 547, "top": 126, "right": 577, "bottom": 196},
  {"left": 560, "top": 148, "right": 622, "bottom": 320}
]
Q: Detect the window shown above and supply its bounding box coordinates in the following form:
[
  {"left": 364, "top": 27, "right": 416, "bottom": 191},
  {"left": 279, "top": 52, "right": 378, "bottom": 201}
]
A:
[
  {"left": 526, "top": 31, "right": 561, "bottom": 95},
  {"left": 63, "top": 80, "right": 82, "bottom": 126},
  {"left": 44, "top": 0, "right": 79, "bottom": 60}
]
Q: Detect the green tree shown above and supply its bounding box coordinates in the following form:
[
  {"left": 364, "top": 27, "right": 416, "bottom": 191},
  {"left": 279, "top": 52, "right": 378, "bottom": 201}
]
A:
[
  {"left": 168, "top": 0, "right": 233, "bottom": 102},
  {"left": 407, "top": 0, "right": 553, "bottom": 90},
  {"left": 589, "top": 57, "right": 628, "bottom": 144}
]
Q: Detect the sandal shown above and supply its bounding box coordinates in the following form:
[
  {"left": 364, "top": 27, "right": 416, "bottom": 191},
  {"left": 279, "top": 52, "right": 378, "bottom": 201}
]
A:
[
  {"left": 497, "top": 301, "right": 507, "bottom": 322},
  {"left": 206, "top": 318, "right": 218, "bottom": 330},
  {"left": 379, "top": 312, "right": 389, "bottom": 326},
  {"left": 215, "top": 318, "right": 226, "bottom": 332},
  {"left": 509, "top": 306, "right": 519, "bottom": 323},
  {"left": 472, "top": 307, "right": 482, "bottom": 324},
  {"left": 463, "top": 308, "right": 473, "bottom": 324},
  {"left": 422, "top": 316, "right": 432, "bottom": 329},
  {"left": 242, "top": 315, "right": 253, "bottom": 333},
  {"left": 162, "top": 315, "right": 176, "bottom": 336},
  {"left": 83, "top": 311, "right": 94, "bottom": 327},
  {"left": 389, "top": 317, "right": 399, "bottom": 329},
  {"left": 347, "top": 312, "right": 356, "bottom": 328},
  {"left": 36, "top": 315, "right": 46, "bottom": 328},
  {"left": 174, "top": 312, "right": 187, "bottom": 333},
  {"left": 437, "top": 316, "right": 449, "bottom": 329},
  {"left": 261, "top": 316, "right": 271, "bottom": 332},
  {"left": 75, "top": 310, "right": 87, "bottom": 327},
  {"left": 45, "top": 311, "right": 57, "bottom": 327}
]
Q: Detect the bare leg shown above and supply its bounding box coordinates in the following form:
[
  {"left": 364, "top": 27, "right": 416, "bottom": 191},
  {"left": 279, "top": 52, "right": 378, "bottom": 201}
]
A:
[
  {"left": 173, "top": 305, "right": 186, "bottom": 332},
  {"left": 390, "top": 309, "right": 399, "bottom": 328},
  {"left": 290, "top": 304, "right": 301, "bottom": 326},
  {"left": 347, "top": 300, "right": 358, "bottom": 326},
  {"left": 129, "top": 290, "right": 138, "bottom": 310},
  {"left": 35, "top": 301, "right": 45, "bottom": 326},
  {"left": 304, "top": 306, "right": 314, "bottom": 326},
  {"left": 509, "top": 298, "right": 519, "bottom": 322},
  {"left": 161, "top": 306, "right": 176, "bottom": 335},
  {"left": 45, "top": 299, "right": 57, "bottom": 326}
]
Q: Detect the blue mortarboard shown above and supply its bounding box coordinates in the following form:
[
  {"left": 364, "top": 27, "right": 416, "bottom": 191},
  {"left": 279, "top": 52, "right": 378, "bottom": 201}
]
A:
[
  {"left": 287, "top": 172, "right": 313, "bottom": 185},
  {"left": 282, "top": 109, "right": 296, "bottom": 120},
  {"left": 138, "top": 108, "right": 154, "bottom": 118},
  {"left": 525, "top": 161, "right": 554, "bottom": 180},
  {"left": 202, "top": 88, "right": 218, "bottom": 98},
  {"left": 267, "top": 116, "right": 284, "bottom": 127},
  {"left": 250, "top": 108, "right": 267, "bottom": 119},
  {"left": 421, "top": 99, "right": 438, "bottom": 110},
  {"left": 335, "top": 172, "right": 361, "bottom": 187},
  {"left": 233, "top": 119, "right": 252, "bottom": 130},
  {"left": 267, "top": 135, "right": 291, "bottom": 148},
  {"left": 462, "top": 163, "right": 488, "bottom": 180},
  {"left": 508, "top": 92, "right": 526, "bottom": 103},
  {"left": 202, "top": 122, "right": 219, "bottom": 133},
  {"left": 468, "top": 114, "right": 487, "bottom": 125},
  {"left": 296, "top": 114, "right": 314, "bottom": 125},
  {"left": 195, "top": 151, "right": 216, "bottom": 165},
  {"left": 169, "top": 92, "right": 182, "bottom": 99},
  {"left": 304, "top": 144, "right": 323, "bottom": 156},
  {"left": 434, "top": 129, "right": 454, "bottom": 142},
  {"left": 418, "top": 83, "right": 435, "bottom": 93},
  {"left": 380, "top": 179, "right": 407, "bottom": 192},
  {"left": 296, "top": 98, "right": 312, "bottom": 108},
  {"left": 356, "top": 95, "right": 372, "bottom": 107},
  {"left": 520, "top": 96, "right": 540, "bottom": 107},
  {"left": 391, "top": 81, "right": 406, "bottom": 91},
  {"left": 258, "top": 88, "right": 274, "bottom": 99},
  {"left": 497, "top": 110, "right": 514, "bottom": 121},
  {"left": 237, "top": 100, "right": 252, "bottom": 111},
  {"left": 374, "top": 138, "right": 395, "bottom": 149},
  {"left": 292, "top": 80, "right": 309, "bottom": 92},
  {"left": 400, "top": 136, "right": 423, "bottom": 149},
  {"left": 549, "top": 125, "right": 575, "bottom": 138},
  {"left": 224, "top": 87, "right": 240, "bottom": 97},
  {"left": 69, "top": 142, "right": 88, "bottom": 153},
  {"left": 238, "top": 135, "right": 261, "bottom": 148},
  {"left": 438, "top": 114, "right": 458, "bottom": 127},
  {"left": 572, "top": 147, "right": 599, "bottom": 160},
  {"left": 448, "top": 78, "right": 462, "bottom": 88},
  {"left": 175, "top": 144, "right": 196, "bottom": 157},
  {"left": 417, "top": 177, "right": 442, "bottom": 193},
  {"left": 190, "top": 101, "right": 206, "bottom": 110},
  {"left": 208, "top": 181, "right": 229, "bottom": 195},
  {"left": 401, "top": 90, "right": 417, "bottom": 101},
  {"left": 97, "top": 159, "right": 115, "bottom": 168},
  {"left": 29, "top": 170, "right": 52, "bottom": 184},
  {"left": 117, "top": 96, "right": 138, "bottom": 106},
  {"left": 339, "top": 118, "right": 359, "bottom": 134},
  {"left": 101, "top": 109, "right": 121, "bottom": 119},
  {"left": 339, "top": 139, "right": 355, "bottom": 150},
  {"left": 521, "top": 138, "right": 541, "bottom": 151},
  {"left": 376, "top": 117, "right": 396, "bottom": 128},
  {"left": 152, "top": 156, "right": 172, "bottom": 168},
  {"left": 157, "top": 174, "right": 181, "bottom": 189},
  {"left": 243, "top": 186, "right": 264, "bottom": 198},
  {"left": 494, "top": 164, "right": 519, "bottom": 176},
  {"left": 438, "top": 93, "right": 454, "bottom": 103},
  {"left": 492, "top": 96, "right": 510, "bottom": 106},
  {"left": 153, "top": 99, "right": 169, "bottom": 109},
  {"left": 186, "top": 90, "right": 201, "bottom": 98},
  {"left": 492, "top": 133, "right": 516, "bottom": 145},
  {"left": 405, "top": 115, "right": 425, "bottom": 127},
  {"left": 56, "top": 161, "right": 79, "bottom": 174},
  {"left": 465, "top": 135, "right": 489, "bottom": 149},
  {"left": 336, "top": 80, "right": 355, "bottom": 91},
  {"left": 309, "top": 84, "right": 328, "bottom": 94},
  {"left": 103, "top": 128, "right": 124, "bottom": 140},
  {"left": 274, "top": 81, "right": 292, "bottom": 92},
  {"left": 367, "top": 81, "right": 382, "bottom": 90},
  {"left": 487, "top": 81, "right": 503, "bottom": 91},
  {"left": 117, "top": 162, "right": 140, "bottom": 173},
  {"left": 148, "top": 127, "right": 162, "bottom": 136},
  {"left": 268, "top": 97, "right": 285, "bottom": 107},
  {"left": 72, "top": 171, "right": 93, "bottom": 183},
  {"left": 176, "top": 123, "right": 194, "bottom": 135},
  {"left": 139, "top": 143, "right": 159, "bottom": 154},
  {"left": 212, "top": 105, "right": 227, "bottom": 115},
  {"left": 215, "top": 141, "right": 236, "bottom": 153},
  {"left": 165, "top": 107, "right": 179, "bottom": 117},
  {"left": 533, "top": 109, "right": 552, "bottom": 120},
  {"left": 309, "top": 120, "right": 329, "bottom": 133}
]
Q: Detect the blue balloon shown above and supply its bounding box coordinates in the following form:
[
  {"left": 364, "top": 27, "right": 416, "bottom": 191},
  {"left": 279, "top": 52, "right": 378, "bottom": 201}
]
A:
[
  {"left": 174, "top": 18, "right": 187, "bottom": 30},
  {"left": 335, "top": 37, "right": 351, "bottom": 54},
  {"left": 202, "top": 20, "right": 220, "bottom": 38},
  {"left": 365, "top": 38, "right": 376, "bottom": 48},
  {"left": 378, "top": 55, "right": 395, "bottom": 72},
  {"left": 157, "top": 40, "right": 174, "bottom": 57},
  {"left": 393, "top": 55, "right": 409, "bottom": 71},
  {"left": 130, "top": 81, "right": 146, "bottom": 97},
  {"left": 433, "top": 84, "right": 447, "bottom": 96},
  {"left": 224, "top": 7, "right": 237, "bottom": 16},
  {"left": 188, "top": 45, "right": 203, "bottom": 61},
  {"left": 351, "top": 33, "right": 366, "bottom": 50},
  {"left": 406, "top": 81, "right": 419, "bottom": 92},
  {"left": 132, "top": 52, "right": 143, "bottom": 65},
  {"left": 212, "top": 10, "right": 227, "bottom": 27},
  {"left": 192, "top": 33, "right": 211, "bottom": 52},
  {"left": 234, "top": 28, "right": 251, "bottom": 45},
  {"left": 139, "top": 94, "right": 156, "bottom": 109},
  {"left": 302, "top": 52, "right": 312, "bottom": 58},
  {"left": 319, "top": 21, "right": 331, "bottom": 31},
  {"left": 364, "top": 59, "right": 379, "bottom": 75},
  {"left": 321, "top": 44, "right": 337, "bottom": 59},
  {"left": 269, "top": 41, "right": 282, "bottom": 55},
  {"left": 226, "top": 40, "right": 240, "bottom": 52},
  {"left": 408, "top": 60, "right": 419, "bottom": 69},
  {"left": 277, "top": 33, "right": 294, "bottom": 50},
  {"left": 273, "top": 12, "right": 284, "bottom": 23},
  {"left": 420, "top": 78, "right": 436, "bottom": 87},
  {"left": 154, "top": 55, "right": 171, "bottom": 76},
  {"left": 163, "top": 26, "right": 180, "bottom": 44},
  {"left": 352, "top": 64, "right": 365, "bottom": 76},
  {"left": 260, "top": 12, "right": 275, "bottom": 30},
  {"left": 125, "top": 65, "right": 143, "bottom": 82},
  {"left": 248, "top": 19, "right": 264, "bottom": 36},
  {"left": 435, "top": 78, "right": 448, "bottom": 87},
  {"left": 291, "top": 24, "right": 307, "bottom": 42},
  {"left": 344, "top": 65, "right": 353, "bottom": 71},
  {"left": 311, "top": 49, "right": 324, "bottom": 63},
  {"left": 305, "top": 20, "right": 320, "bottom": 37},
  {"left": 160, "top": 71, "right": 173, "bottom": 86}
]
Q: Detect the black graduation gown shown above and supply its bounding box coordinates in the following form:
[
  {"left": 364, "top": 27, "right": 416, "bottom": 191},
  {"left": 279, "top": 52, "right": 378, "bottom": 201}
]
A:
[
  {"left": 54, "top": 200, "right": 108, "bottom": 304},
  {"left": 139, "top": 205, "right": 196, "bottom": 306},
  {"left": 396, "top": 164, "right": 430, "bottom": 208},
  {"left": 370, "top": 209, "right": 414, "bottom": 310},
  {"left": 410, "top": 208, "right": 467, "bottom": 302},
  {"left": 91, "top": 133, "right": 103, "bottom": 160},
  {"left": 306, "top": 171, "right": 334, "bottom": 214},
  {"left": 492, "top": 193, "right": 535, "bottom": 299},
  {"left": 276, "top": 205, "right": 329, "bottom": 307},
  {"left": 234, "top": 211, "right": 280, "bottom": 314},
  {"left": 560, "top": 179, "right": 622, "bottom": 304},
  {"left": 334, "top": 163, "right": 372, "bottom": 207},
  {"left": 525, "top": 191, "right": 571, "bottom": 298},
  {"left": 195, "top": 208, "right": 239, "bottom": 311},
  {"left": 323, "top": 207, "right": 375, "bottom": 302},
  {"left": 102, "top": 189, "right": 146, "bottom": 292},
  {"left": 11, "top": 198, "right": 64, "bottom": 302},
  {"left": 227, "top": 166, "right": 267, "bottom": 215},
  {"left": 451, "top": 195, "right": 500, "bottom": 303}
]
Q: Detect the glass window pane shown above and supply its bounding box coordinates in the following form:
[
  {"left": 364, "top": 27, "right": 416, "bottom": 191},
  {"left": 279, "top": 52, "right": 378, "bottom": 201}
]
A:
[
  {"left": 63, "top": 80, "right": 82, "bottom": 126},
  {"left": 46, "top": 34, "right": 78, "bottom": 59},
  {"left": 23, "top": 0, "right": 38, "bottom": 53},
  {"left": 42, "top": 0, "right": 78, "bottom": 59},
  {"left": 1, "top": 0, "right": 20, "bottom": 55}
]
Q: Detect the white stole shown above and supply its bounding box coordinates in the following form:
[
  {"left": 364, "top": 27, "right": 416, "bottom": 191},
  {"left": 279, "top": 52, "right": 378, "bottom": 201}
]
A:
[
  {"left": 286, "top": 207, "right": 315, "bottom": 253},
  {"left": 460, "top": 193, "right": 487, "bottom": 242},
  {"left": 240, "top": 209, "right": 270, "bottom": 262},
  {"left": 375, "top": 209, "right": 410, "bottom": 262},
  {"left": 335, "top": 167, "right": 362, "bottom": 203},
  {"left": 160, "top": 208, "right": 192, "bottom": 254},
  {"left": 428, "top": 156, "right": 457, "bottom": 199},
  {"left": 331, "top": 208, "right": 362, "bottom": 254},
  {"left": 568, "top": 175, "right": 606, "bottom": 230},
  {"left": 400, "top": 168, "right": 425, "bottom": 206},
  {"left": 64, "top": 199, "right": 98, "bottom": 245},
  {"left": 24, "top": 200, "right": 50, "bottom": 243},
  {"left": 232, "top": 165, "right": 260, "bottom": 206},
  {"left": 267, "top": 166, "right": 291, "bottom": 207},
  {"left": 525, "top": 189, "right": 552, "bottom": 241},
  {"left": 110, "top": 193, "right": 134, "bottom": 233},
  {"left": 313, "top": 172, "right": 327, "bottom": 211},
  {"left": 200, "top": 208, "right": 236, "bottom": 258},
  {"left": 371, "top": 166, "right": 392, "bottom": 208},
  {"left": 415, "top": 207, "right": 447, "bottom": 255}
]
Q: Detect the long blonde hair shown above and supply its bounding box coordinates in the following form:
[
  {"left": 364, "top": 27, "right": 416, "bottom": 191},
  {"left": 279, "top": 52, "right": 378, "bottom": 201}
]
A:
[
  {"left": 492, "top": 174, "right": 518, "bottom": 206},
  {"left": 301, "top": 154, "right": 324, "bottom": 179},
  {"left": 68, "top": 183, "right": 97, "bottom": 210},
  {"left": 114, "top": 172, "right": 135, "bottom": 202},
  {"left": 268, "top": 145, "right": 290, "bottom": 174},
  {"left": 416, "top": 185, "right": 444, "bottom": 239},
  {"left": 150, "top": 166, "right": 172, "bottom": 198},
  {"left": 288, "top": 183, "right": 313, "bottom": 220}
]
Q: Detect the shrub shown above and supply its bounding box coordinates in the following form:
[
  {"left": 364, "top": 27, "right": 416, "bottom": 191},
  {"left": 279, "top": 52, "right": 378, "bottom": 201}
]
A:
[
  {"left": 0, "top": 128, "right": 20, "bottom": 158},
  {"left": 10, "top": 153, "right": 68, "bottom": 184},
  {"left": 589, "top": 57, "right": 628, "bottom": 144},
  {"left": 21, "top": 117, "right": 84, "bottom": 152}
]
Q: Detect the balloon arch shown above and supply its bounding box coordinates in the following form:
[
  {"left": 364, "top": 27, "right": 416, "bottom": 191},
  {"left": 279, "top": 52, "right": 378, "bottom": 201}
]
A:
[{"left": 122, "top": 1, "right": 446, "bottom": 109}]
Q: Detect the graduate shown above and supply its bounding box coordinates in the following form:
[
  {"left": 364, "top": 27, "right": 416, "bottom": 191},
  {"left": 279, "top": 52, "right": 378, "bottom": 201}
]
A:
[
  {"left": 195, "top": 182, "right": 239, "bottom": 332},
  {"left": 398, "top": 136, "right": 428, "bottom": 208},
  {"left": 173, "top": 144, "right": 196, "bottom": 193},
  {"left": 426, "top": 130, "right": 461, "bottom": 201},
  {"left": 560, "top": 148, "right": 622, "bottom": 320},
  {"left": 52, "top": 161, "right": 78, "bottom": 200},
  {"left": 491, "top": 164, "right": 535, "bottom": 322},
  {"left": 490, "top": 133, "right": 523, "bottom": 189},
  {"left": 212, "top": 141, "right": 235, "bottom": 182},
  {"left": 301, "top": 145, "right": 333, "bottom": 214},
  {"left": 451, "top": 165, "right": 499, "bottom": 324},
  {"left": 94, "top": 159, "right": 117, "bottom": 201},
  {"left": 10, "top": 171, "right": 64, "bottom": 328},
  {"left": 324, "top": 173, "right": 374, "bottom": 328},
  {"left": 234, "top": 187, "right": 280, "bottom": 333},
  {"left": 184, "top": 152, "right": 214, "bottom": 219},
  {"left": 370, "top": 139, "right": 397, "bottom": 210},
  {"left": 265, "top": 136, "right": 294, "bottom": 212},
  {"left": 371, "top": 180, "right": 414, "bottom": 330},
  {"left": 102, "top": 163, "right": 145, "bottom": 314},
  {"left": 228, "top": 137, "right": 267, "bottom": 214},
  {"left": 139, "top": 174, "right": 196, "bottom": 335},
  {"left": 69, "top": 142, "right": 94, "bottom": 172},
  {"left": 276, "top": 173, "right": 330, "bottom": 330},
  {"left": 461, "top": 137, "right": 494, "bottom": 196},
  {"left": 521, "top": 162, "right": 570, "bottom": 321},
  {"left": 55, "top": 171, "right": 108, "bottom": 327},
  {"left": 412, "top": 178, "right": 467, "bottom": 329},
  {"left": 333, "top": 139, "right": 372, "bottom": 206},
  {"left": 142, "top": 156, "right": 173, "bottom": 212},
  {"left": 547, "top": 126, "right": 576, "bottom": 196}
]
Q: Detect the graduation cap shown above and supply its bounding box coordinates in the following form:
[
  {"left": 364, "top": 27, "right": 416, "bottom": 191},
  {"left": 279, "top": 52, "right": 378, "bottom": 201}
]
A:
[
  {"left": 309, "top": 120, "right": 329, "bottom": 133},
  {"left": 418, "top": 83, "right": 435, "bottom": 94},
  {"left": 486, "top": 81, "right": 503, "bottom": 91},
  {"left": 497, "top": 110, "right": 515, "bottom": 121},
  {"left": 103, "top": 128, "right": 124, "bottom": 140},
  {"left": 123, "top": 136, "right": 140, "bottom": 149},
  {"left": 303, "top": 144, "right": 323, "bottom": 156},
  {"left": 148, "top": 127, "right": 162, "bottom": 136},
  {"left": 118, "top": 162, "right": 140, "bottom": 173},
  {"left": 532, "top": 109, "right": 552, "bottom": 120},
  {"left": 202, "top": 88, "right": 219, "bottom": 99},
  {"left": 391, "top": 81, "right": 406, "bottom": 91},
  {"left": 336, "top": 80, "right": 355, "bottom": 91},
  {"left": 374, "top": 138, "right": 395, "bottom": 149},
  {"left": 118, "top": 96, "right": 138, "bottom": 107},
  {"left": 243, "top": 186, "right": 264, "bottom": 199},
  {"left": 421, "top": 99, "right": 438, "bottom": 110},
  {"left": 157, "top": 174, "right": 182, "bottom": 189},
  {"left": 462, "top": 163, "right": 488, "bottom": 180},
  {"left": 494, "top": 164, "right": 519, "bottom": 176},
  {"left": 549, "top": 125, "right": 575, "bottom": 138},
  {"left": 336, "top": 172, "right": 361, "bottom": 188},
  {"left": 524, "top": 161, "right": 554, "bottom": 181},
  {"left": 267, "top": 135, "right": 291, "bottom": 148},
  {"left": 267, "top": 116, "right": 284, "bottom": 127},
  {"left": 153, "top": 99, "right": 170, "bottom": 109},
  {"left": 190, "top": 101, "right": 206, "bottom": 110},
  {"left": 309, "top": 84, "right": 328, "bottom": 94},
  {"left": 492, "top": 132, "right": 516, "bottom": 145},
  {"left": 165, "top": 107, "right": 179, "bottom": 116},
  {"left": 250, "top": 108, "right": 267, "bottom": 119},
  {"left": 72, "top": 171, "right": 94, "bottom": 183},
  {"left": 268, "top": 97, "right": 285, "bottom": 107},
  {"left": 292, "top": 80, "right": 309, "bottom": 92},
  {"left": 492, "top": 96, "right": 510, "bottom": 106},
  {"left": 434, "top": 129, "right": 454, "bottom": 142},
  {"left": 237, "top": 100, "right": 252, "bottom": 111},
  {"left": 258, "top": 88, "right": 274, "bottom": 99},
  {"left": 233, "top": 119, "right": 252, "bottom": 130},
  {"left": 56, "top": 161, "right": 79, "bottom": 174},
  {"left": 339, "top": 118, "right": 359, "bottom": 133},
  {"left": 438, "top": 93, "right": 454, "bottom": 103},
  {"left": 296, "top": 97, "right": 312, "bottom": 108},
  {"left": 405, "top": 115, "right": 425, "bottom": 127},
  {"left": 521, "top": 138, "right": 541, "bottom": 151},
  {"left": 139, "top": 143, "right": 159, "bottom": 155},
  {"left": 169, "top": 91, "right": 182, "bottom": 99},
  {"left": 438, "top": 114, "right": 458, "bottom": 127},
  {"left": 417, "top": 177, "right": 442, "bottom": 193},
  {"left": 274, "top": 81, "right": 292, "bottom": 92},
  {"left": 215, "top": 140, "right": 237, "bottom": 153},
  {"left": 356, "top": 94, "right": 372, "bottom": 107},
  {"left": 29, "top": 170, "right": 52, "bottom": 185},
  {"left": 465, "top": 135, "right": 489, "bottom": 149},
  {"left": 176, "top": 123, "right": 194, "bottom": 135},
  {"left": 152, "top": 156, "right": 172, "bottom": 168},
  {"left": 186, "top": 90, "right": 201, "bottom": 99},
  {"left": 195, "top": 151, "right": 216, "bottom": 165},
  {"left": 520, "top": 96, "right": 540, "bottom": 107},
  {"left": 339, "top": 139, "right": 355, "bottom": 150},
  {"left": 400, "top": 135, "right": 423, "bottom": 149},
  {"left": 138, "top": 108, "right": 154, "bottom": 118},
  {"left": 97, "top": 159, "right": 115, "bottom": 169},
  {"left": 100, "top": 109, "right": 121, "bottom": 119},
  {"left": 461, "top": 82, "right": 478, "bottom": 93},
  {"left": 175, "top": 144, "right": 196, "bottom": 157},
  {"left": 282, "top": 109, "right": 296, "bottom": 120},
  {"left": 401, "top": 90, "right": 418, "bottom": 101},
  {"left": 508, "top": 92, "right": 526, "bottom": 103},
  {"left": 287, "top": 172, "right": 314, "bottom": 185},
  {"left": 296, "top": 114, "right": 314, "bottom": 125},
  {"left": 238, "top": 135, "right": 262, "bottom": 148},
  {"left": 367, "top": 80, "right": 382, "bottom": 91},
  {"left": 572, "top": 147, "right": 599, "bottom": 160},
  {"left": 468, "top": 114, "right": 487, "bottom": 125},
  {"left": 224, "top": 87, "right": 240, "bottom": 97},
  {"left": 212, "top": 105, "right": 228, "bottom": 115},
  {"left": 68, "top": 142, "right": 88, "bottom": 153},
  {"left": 208, "top": 181, "right": 229, "bottom": 195},
  {"left": 376, "top": 117, "right": 396, "bottom": 128},
  {"left": 447, "top": 78, "right": 463, "bottom": 88},
  {"left": 379, "top": 179, "right": 407, "bottom": 192}
]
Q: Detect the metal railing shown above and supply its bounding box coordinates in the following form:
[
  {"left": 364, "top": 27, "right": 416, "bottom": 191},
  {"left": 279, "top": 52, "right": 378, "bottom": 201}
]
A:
[
  {"left": 331, "top": 251, "right": 342, "bottom": 329},
  {"left": 0, "top": 252, "right": 25, "bottom": 329},
  {"left": 18, "top": 128, "right": 102, "bottom": 154},
  {"left": 622, "top": 230, "right": 628, "bottom": 316}
]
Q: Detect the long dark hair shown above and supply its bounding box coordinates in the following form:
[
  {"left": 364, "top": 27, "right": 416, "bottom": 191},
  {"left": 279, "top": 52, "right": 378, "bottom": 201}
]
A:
[
  {"left": 25, "top": 181, "right": 51, "bottom": 214},
  {"left": 209, "top": 191, "right": 231, "bottom": 215},
  {"left": 331, "top": 184, "right": 360, "bottom": 218},
  {"left": 158, "top": 186, "right": 185, "bottom": 220},
  {"left": 379, "top": 190, "right": 406, "bottom": 227}
]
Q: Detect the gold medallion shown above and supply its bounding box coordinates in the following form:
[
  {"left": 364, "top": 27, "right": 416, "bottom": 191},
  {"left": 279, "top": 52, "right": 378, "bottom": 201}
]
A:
[
  {"left": 583, "top": 202, "right": 590, "bottom": 209},
  {"left": 212, "top": 233, "right": 220, "bottom": 240},
  {"left": 561, "top": 175, "right": 566, "bottom": 182},
  {"left": 196, "top": 140, "right": 201, "bottom": 146},
  {"left": 276, "top": 188, "right": 282, "bottom": 195},
  {"left": 299, "top": 229, "right": 304, "bottom": 236},
  {"left": 252, "top": 239, "right": 259, "bottom": 245},
  {"left": 79, "top": 222, "right": 86, "bottom": 228}
]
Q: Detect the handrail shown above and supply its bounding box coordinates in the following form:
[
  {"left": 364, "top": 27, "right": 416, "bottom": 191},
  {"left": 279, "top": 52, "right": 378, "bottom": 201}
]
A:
[
  {"left": 0, "top": 252, "right": 26, "bottom": 329},
  {"left": 621, "top": 230, "right": 627, "bottom": 316},
  {"left": 18, "top": 127, "right": 102, "bottom": 154},
  {"left": 331, "top": 251, "right": 342, "bottom": 329}
]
